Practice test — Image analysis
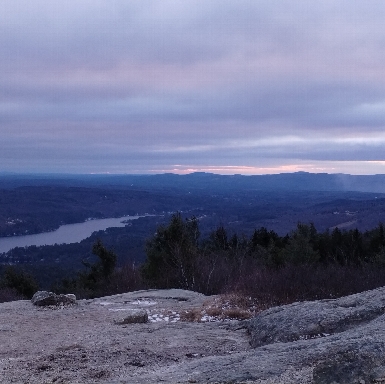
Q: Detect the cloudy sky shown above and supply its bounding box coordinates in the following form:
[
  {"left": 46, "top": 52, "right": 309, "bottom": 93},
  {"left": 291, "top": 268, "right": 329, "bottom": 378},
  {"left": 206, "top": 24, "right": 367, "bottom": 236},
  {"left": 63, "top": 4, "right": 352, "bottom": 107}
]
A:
[{"left": 1, "top": 1, "right": 385, "bottom": 175}]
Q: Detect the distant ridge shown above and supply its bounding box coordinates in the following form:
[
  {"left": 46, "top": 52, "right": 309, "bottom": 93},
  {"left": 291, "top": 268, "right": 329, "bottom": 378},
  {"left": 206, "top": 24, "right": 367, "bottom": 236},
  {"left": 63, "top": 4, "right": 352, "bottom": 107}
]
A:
[
  {"left": 1, "top": 172, "right": 385, "bottom": 193},
  {"left": 125, "top": 172, "right": 385, "bottom": 193}
]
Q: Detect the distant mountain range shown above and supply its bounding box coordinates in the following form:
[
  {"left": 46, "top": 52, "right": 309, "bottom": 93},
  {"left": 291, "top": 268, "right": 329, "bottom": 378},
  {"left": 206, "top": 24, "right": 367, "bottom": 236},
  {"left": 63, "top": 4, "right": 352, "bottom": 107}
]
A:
[{"left": 1, "top": 172, "right": 385, "bottom": 193}]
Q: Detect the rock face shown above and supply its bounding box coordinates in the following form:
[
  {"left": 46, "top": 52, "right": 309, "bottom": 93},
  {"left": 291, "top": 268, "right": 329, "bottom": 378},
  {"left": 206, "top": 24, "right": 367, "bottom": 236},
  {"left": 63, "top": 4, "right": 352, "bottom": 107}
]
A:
[
  {"left": 244, "top": 288, "right": 385, "bottom": 384},
  {"left": 31, "top": 291, "right": 76, "bottom": 306},
  {"left": 247, "top": 288, "right": 385, "bottom": 348},
  {"left": 137, "top": 287, "right": 385, "bottom": 384},
  {"left": 4, "top": 287, "right": 385, "bottom": 383}
]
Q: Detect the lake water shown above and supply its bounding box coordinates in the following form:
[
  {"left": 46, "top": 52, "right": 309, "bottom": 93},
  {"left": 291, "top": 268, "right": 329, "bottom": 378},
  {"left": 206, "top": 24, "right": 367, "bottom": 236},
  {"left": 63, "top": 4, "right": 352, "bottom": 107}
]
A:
[{"left": 0, "top": 216, "right": 140, "bottom": 254}]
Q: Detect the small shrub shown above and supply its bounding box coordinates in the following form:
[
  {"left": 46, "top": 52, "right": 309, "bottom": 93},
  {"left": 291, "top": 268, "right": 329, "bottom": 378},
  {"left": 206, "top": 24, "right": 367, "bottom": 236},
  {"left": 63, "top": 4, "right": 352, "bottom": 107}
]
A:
[
  {"left": 218, "top": 293, "right": 257, "bottom": 310},
  {"left": 180, "top": 308, "right": 203, "bottom": 322},
  {"left": 205, "top": 307, "right": 222, "bottom": 317},
  {"left": 222, "top": 308, "right": 252, "bottom": 320},
  {"left": 0, "top": 287, "right": 24, "bottom": 303},
  {"left": 0, "top": 266, "right": 39, "bottom": 299}
]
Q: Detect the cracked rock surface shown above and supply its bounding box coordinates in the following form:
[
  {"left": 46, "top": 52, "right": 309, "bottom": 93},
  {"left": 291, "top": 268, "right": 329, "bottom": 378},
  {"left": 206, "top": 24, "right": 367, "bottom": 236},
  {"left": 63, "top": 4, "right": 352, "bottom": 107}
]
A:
[
  {"left": 247, "top": 287, "right": 385, "bottom": 347},
  {"left": 2, "top": 287, "right": 385, "bottom": 383},
  {"left": 0, "top": 289, "right": 250, "bottom": 383}
]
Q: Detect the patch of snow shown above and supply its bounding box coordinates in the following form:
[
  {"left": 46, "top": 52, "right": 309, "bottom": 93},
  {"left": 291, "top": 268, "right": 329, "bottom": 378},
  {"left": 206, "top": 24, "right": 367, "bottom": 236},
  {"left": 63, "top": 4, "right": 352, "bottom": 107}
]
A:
[
  {"left": 201, "top": 315, "right": 217, "bottom": 322},
  {"left": 148, "top": 311, "right": 181, "bottom": 323},
  {"left": 131, "top": 300, "right": 157, "bottom": 306}
]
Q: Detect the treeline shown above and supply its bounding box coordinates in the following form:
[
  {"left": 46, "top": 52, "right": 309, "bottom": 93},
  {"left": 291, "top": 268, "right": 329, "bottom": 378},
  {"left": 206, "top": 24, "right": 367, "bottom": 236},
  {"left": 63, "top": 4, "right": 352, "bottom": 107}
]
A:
[
  {"left": 141, "top": 213, "right": 385, "bottom": 303},
  {"left": 0, "top": 239, "right": 143, "bottom": 302},
  {"left": 0, "top": 266, "right": 38, "bottom": 302},
  {"left": 0, "top": 215, "right": 158, "bottom": 290},
  {"left": 2, "top": 213, "right": 385, "bottom": 306}
]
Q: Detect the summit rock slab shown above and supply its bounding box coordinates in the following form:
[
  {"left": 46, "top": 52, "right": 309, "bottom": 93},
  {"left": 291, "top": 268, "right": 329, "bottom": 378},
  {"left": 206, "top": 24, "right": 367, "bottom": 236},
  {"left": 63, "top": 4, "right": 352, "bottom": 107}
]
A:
[
  {"left": 247, "top": 287, "right": 385, "bottom": 348},
  {"left": 3, "top": 287, "right": 385, "bottom": 383}
]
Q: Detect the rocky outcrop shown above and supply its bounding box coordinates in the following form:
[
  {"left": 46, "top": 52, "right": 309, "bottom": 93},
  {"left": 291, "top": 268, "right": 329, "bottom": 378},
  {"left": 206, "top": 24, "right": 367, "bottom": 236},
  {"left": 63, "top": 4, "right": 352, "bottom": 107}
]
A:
[
  {"left": 240, "top": 287, "right": 385, "bottom": 383},
  {"left": 31, "top": 291, "right": 76, "bottom": 306},
  {"left": 4, "top": 287, "right": 385, "bottom": 383},
  {"left": 114, "top": 309, "right": 148, "bottom": 324},
  {"left": 247, "top": 288, "right": 385, "bottom": 348},
  {"left": 136, "top": 287, "right": 385, "bottom": 383}
]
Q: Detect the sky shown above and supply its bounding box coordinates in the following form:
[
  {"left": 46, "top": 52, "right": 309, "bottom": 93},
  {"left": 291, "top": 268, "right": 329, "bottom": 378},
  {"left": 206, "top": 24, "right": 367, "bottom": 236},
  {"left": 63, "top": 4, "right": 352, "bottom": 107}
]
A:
[{"left": 1, "top": 1, "right": 385, "bottom": 175}]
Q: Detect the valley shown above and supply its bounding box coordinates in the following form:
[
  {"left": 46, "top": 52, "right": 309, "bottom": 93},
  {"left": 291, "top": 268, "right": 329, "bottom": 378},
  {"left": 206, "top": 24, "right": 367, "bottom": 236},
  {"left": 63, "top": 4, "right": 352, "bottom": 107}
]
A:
[{"left": 0, "top": 172, "right": 385, "bottom": 289}]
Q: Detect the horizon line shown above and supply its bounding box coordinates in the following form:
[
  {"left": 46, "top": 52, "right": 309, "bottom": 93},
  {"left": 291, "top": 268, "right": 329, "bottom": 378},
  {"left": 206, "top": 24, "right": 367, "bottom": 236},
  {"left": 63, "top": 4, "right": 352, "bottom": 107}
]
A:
[{"left": 1, "top": 170, "right": 385, "bottom": 177}]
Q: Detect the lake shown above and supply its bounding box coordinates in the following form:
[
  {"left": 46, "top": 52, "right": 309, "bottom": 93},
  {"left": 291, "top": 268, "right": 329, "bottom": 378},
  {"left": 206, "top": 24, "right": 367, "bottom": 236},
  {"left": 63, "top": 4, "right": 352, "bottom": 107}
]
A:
[{"left": 0, "top": 216, "right": 141, "bottom": 254}]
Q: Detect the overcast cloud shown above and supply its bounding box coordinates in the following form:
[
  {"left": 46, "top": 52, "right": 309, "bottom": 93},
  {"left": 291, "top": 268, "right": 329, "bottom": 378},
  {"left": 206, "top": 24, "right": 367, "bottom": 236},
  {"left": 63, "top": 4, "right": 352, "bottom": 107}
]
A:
[{"left": 1, "top": 0, "right": 385, "bottom": 174}]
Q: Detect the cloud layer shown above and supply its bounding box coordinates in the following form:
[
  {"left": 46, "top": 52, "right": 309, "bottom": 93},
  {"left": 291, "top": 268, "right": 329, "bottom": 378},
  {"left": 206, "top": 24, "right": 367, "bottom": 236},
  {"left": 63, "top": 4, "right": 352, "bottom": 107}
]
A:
[{"left": 1, "top": 1, "right": 385, "bottom": 174}]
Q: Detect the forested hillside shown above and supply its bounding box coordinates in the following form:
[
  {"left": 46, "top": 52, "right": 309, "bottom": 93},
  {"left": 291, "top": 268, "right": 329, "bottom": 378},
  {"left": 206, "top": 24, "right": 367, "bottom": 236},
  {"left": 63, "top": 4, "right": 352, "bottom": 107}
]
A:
[{"left": 1, "top": 173, "right": 385, "bottom": 305}]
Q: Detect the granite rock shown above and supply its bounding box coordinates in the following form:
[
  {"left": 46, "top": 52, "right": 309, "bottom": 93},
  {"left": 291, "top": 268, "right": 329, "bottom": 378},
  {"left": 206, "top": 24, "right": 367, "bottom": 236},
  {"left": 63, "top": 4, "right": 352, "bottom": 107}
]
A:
[
  {"left": 31, "top": 291, "right": 76, "bottom": 306},
  {"left": 114, "top": 309, "right": 148, "bottom": 324}
]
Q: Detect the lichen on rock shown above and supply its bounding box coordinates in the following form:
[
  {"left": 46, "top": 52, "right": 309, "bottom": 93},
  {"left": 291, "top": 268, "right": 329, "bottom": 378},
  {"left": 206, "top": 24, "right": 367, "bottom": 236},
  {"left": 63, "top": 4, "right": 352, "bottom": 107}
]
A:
[{"left": 31, "top": 290, "right": 76, "bottom": 306}]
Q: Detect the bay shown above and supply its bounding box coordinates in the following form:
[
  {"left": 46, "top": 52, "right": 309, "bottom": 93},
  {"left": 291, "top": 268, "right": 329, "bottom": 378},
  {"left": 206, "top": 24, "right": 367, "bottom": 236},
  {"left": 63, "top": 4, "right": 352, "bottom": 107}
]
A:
[{"left": 0, "top": 216, "right": 140, "bottom": 254}]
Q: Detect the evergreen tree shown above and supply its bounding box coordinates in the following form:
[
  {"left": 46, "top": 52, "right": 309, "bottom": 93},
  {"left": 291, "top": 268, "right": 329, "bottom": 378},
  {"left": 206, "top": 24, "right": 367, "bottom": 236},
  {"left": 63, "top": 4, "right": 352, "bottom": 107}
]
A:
[
  {"left": 141, "top": 213, "right": 200, "bottom": 290},
  {"left": 0, "top": 266, "right": 38, "bottom": 299},
  {"left": 80, "top": 239, "right": 117, "bottom": 292},
  {"left": 282, "top": 223, "right": 320, "bottom": 265}
]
